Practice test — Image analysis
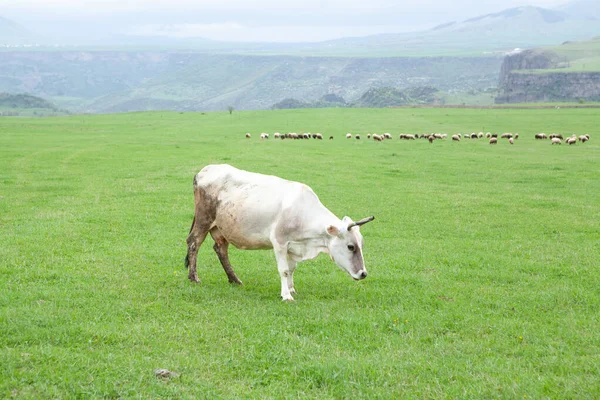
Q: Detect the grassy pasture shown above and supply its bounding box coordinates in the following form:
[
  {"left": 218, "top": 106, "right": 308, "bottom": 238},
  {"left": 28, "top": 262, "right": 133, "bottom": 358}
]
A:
[{"left": 1, "top": 108, "right": 599, "bottom": 398}]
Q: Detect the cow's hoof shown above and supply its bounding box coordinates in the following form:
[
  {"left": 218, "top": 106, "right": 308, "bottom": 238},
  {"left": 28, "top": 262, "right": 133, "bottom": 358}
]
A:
[
  {"left": 281, "top": 295, "right": 295, "bottom": 302},
  {"left": 189, "top": 276, "right": 200, "bottom": 283}
]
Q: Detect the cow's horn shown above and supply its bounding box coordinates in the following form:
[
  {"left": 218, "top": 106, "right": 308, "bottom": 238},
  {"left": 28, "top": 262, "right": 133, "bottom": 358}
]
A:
[{"left": 347, "top": 216, "right": 375, "bottom": 231}]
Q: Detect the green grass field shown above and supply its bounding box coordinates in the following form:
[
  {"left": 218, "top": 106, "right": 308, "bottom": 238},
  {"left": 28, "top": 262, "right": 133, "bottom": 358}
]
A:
[{"left": 1, "top": 108, "right": 599, "bottom": 398}]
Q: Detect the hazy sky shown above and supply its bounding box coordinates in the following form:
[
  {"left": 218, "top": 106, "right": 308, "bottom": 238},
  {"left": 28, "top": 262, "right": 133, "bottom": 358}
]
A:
[{"left": 1, "top": 0, "right": 570, "bottom": 42}]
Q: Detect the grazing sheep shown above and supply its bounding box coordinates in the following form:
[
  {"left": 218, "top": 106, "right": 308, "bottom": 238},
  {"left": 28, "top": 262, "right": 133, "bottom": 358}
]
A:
[
  {"left": 470, "top": 133, "right": 478, "bottom": 139},
  {"left": 428, "top": 135, "right": 435, "bottom": 143},
  {"left": 478, "top": 132, "right": 484, "bottom": 138},
  {"left": 485, "top": 132, "right": 491, "bottom": 138},
  {"left": 260, "top": 133, "right": 267, "bottom": 140},
  {"left": 501, "top": 133, "right": 513, "bottom": 139},
  {"left": 509, "top": 138, "right": 514, "bottom": 145},
  {"left": 489, "top": 138, "right": 498, "bottom": 144},
  {"left": 355, "top": 134, "right": 361, "bottom": 140},
  {"left": 452, "top": 134, "right": 460, "bottom": 141},
  {"left": 367, "top": 134, "right": 371, "bottom": 139},
  {"left": 245, "top": 133, "right": 251, "bottom": 138},
  {"left": 551, "top": 138, "right": 562, "bottom": 145},
  {"left": 346, "top": 133, "right": 352, "bottom": 139},
  {"left": 549, "top": 133, "right": 563, "bottom": 140},
  {"left": 273, "top": 132, "right": 280, "bottom": 139},
  {"left": 384, "top": 133, "right": 392, "bottom": 139},
  {"left": 434, "top": 133, "right": 444, "bottom": 139},
  {"left": 316, "top": 133, "right": 323, "bottom": 140},
  {"left": 535, "top": 133, "right": 547, "bottom": 140},
  {"left": 514, "top": 133, "right": 519, "bottom": 140},
  {"left": 405, "top": 134, "right": 416, "bottom": 140},
  {"left": 329, "top": 136, "right": 334, "bottom": 140},
  {"left": 373, "top": 134, "right": 384, "bottom": 142},
  {"left": 399, "top": 134, "right": 406, "bottom": 139},
  {"left": 491, "top": 133, "right": 498, "bottom": 138},
  {"left": 566, "top": 137, "right": 577, "bottom": 145}
]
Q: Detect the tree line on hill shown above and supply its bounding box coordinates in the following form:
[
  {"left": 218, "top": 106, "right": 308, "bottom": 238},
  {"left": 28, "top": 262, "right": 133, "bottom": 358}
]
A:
[
  {"left": 271, "top": 86, "right": 441, "bottom": 109},
  {"left": 0, "top": 93, "right": 70, "bottom": 116}
]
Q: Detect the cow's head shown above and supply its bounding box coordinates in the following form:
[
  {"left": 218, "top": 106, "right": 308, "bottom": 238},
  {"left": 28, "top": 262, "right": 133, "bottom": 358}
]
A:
[{"left": 326, "top": 216, "right": 374, "bottom": 280}]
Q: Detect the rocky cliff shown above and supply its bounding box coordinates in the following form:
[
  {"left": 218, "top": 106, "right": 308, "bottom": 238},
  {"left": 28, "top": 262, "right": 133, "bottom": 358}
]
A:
[{"left": 496, "top": 48, "right": 600, "bottom": 103}]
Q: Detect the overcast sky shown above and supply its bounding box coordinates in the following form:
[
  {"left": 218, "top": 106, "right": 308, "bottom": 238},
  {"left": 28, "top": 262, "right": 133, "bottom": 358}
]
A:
[{"left": 1, "top": 0, "right": 569, "bottom": 42}]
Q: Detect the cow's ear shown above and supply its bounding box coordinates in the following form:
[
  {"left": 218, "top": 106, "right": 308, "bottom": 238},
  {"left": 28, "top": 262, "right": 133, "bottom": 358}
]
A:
[{"left": 326, "top": 225, "right": 340, "bottom": 236}]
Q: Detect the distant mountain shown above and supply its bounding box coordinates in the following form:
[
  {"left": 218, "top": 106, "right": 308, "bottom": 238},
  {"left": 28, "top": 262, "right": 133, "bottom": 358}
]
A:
[
  {"left": 297, "top": 5, "right": 600, "bottom": 56},
  {"left": 556, "top": 0, "right": 600, "bottom": 21},
  {"left": 0, "top": 16, "right": 37, "bottom": 45}
]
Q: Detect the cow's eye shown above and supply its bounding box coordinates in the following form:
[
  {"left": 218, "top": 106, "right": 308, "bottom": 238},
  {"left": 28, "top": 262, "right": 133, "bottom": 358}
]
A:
[{"left": 347, "top": 244, "right": 356, "bottom": 252}]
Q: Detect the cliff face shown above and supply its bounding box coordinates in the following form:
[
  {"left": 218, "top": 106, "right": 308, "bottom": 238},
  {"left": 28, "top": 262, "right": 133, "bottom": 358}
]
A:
[
  {"left": 497, "top": 71, "right": 600, "bottom": 103},
  {"left": 497, "top": 49, "right": 558, "bottom": 87},
  {"left": 496, "top": 49, "right": 600, "bottom": 103}
]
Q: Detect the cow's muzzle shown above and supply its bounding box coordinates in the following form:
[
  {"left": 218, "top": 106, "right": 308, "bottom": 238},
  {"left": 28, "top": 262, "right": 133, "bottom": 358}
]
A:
[{"left": 353, "top": 270, "right": 368, "bottom": 280}]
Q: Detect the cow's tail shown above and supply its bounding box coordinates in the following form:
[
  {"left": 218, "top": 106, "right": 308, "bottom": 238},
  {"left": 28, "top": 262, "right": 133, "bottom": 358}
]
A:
[{"left": 184, "top": 215, "right": 196, "bottom": 269}]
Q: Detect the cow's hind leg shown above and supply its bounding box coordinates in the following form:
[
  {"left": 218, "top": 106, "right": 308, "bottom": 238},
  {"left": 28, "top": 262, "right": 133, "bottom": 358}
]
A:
[
  {"left": 186, "top": 216, "right": 209, "bottom": 283},
  {"left": 210, "top": 227, "right": 243, "bottom": 285}
]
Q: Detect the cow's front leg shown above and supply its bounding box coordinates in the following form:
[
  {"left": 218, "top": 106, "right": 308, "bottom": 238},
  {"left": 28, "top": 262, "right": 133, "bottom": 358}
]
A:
[
  {"left": 273, "top": 247, "right": 294, "bottom": 301},
  {"left": 287, "top": 257, "right": 297, "bottom": 295}
]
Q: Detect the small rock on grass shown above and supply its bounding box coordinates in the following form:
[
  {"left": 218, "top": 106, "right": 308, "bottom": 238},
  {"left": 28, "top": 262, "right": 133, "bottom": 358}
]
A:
[{"left": 154, "top": 368, "right": 180, "bottom": 379}]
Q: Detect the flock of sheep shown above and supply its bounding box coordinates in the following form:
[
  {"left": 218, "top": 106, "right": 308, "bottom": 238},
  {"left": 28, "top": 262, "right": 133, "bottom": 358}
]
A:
[
  {"left": 535, "top": 133, "right": 591, "bottom": 145},
  {"left": 245, "top": 132, "right": 591, "bottom": 145}
]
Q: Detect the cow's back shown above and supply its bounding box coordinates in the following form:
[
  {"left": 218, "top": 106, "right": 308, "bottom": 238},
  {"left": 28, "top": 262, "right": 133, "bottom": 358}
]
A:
[{"left": 193, "top": 164, "right": 304, "bottom": 249}]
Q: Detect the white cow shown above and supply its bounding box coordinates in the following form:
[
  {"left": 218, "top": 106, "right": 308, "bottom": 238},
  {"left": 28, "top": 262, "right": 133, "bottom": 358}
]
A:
[{"left": 185, "top": 164, "right": 374, "bottom": 301}]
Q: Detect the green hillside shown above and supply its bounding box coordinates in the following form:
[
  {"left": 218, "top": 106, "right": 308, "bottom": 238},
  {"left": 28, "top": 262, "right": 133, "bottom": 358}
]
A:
[
  {"left": 509, "top": 37, "right": 600, "bottom": 74},
  {"left": 539, "top": 36, "right": 600, "bottom": 72}
]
